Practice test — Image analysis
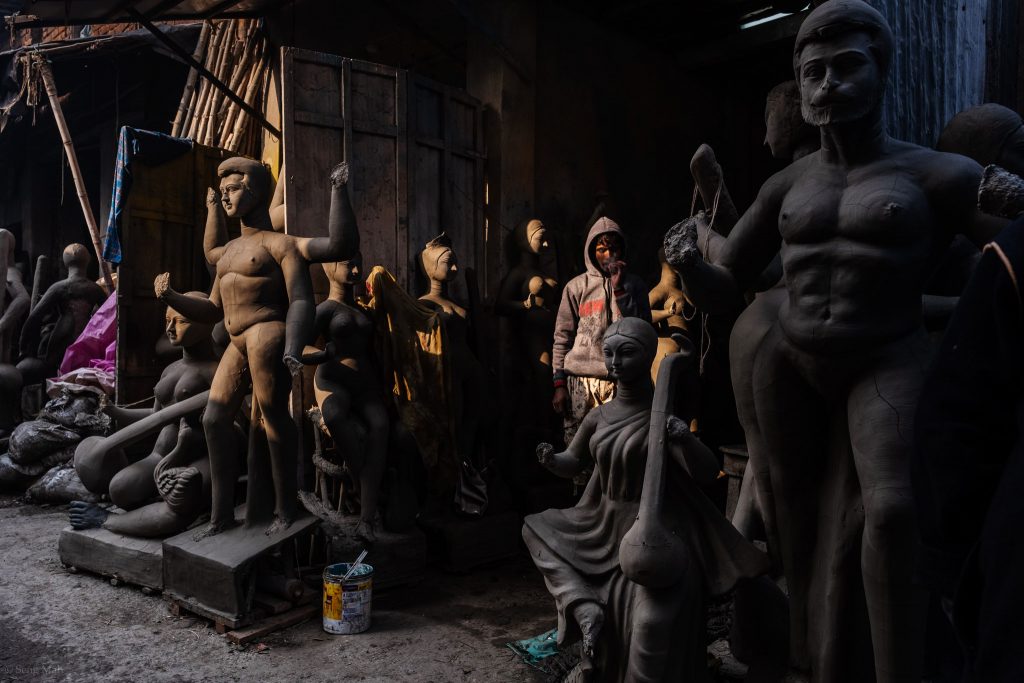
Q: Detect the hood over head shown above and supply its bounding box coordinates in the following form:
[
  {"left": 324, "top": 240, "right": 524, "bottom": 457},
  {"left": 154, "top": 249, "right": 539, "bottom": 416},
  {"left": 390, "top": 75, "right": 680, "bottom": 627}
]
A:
[{"left": 584, "top": 216, "right": 627, "bottom": 276}]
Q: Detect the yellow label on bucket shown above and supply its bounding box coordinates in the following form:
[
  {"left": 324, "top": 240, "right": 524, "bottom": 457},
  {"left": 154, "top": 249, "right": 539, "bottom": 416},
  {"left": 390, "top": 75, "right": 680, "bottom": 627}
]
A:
[{"left": 323, "top": 582, "right": 342, "bottom": 621}]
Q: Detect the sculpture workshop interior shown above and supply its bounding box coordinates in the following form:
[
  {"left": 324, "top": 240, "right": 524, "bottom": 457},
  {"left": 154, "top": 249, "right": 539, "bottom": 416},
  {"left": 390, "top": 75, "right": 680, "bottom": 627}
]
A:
[{"left": 0, "top": 0, "right": 1021, "bottom": 680}]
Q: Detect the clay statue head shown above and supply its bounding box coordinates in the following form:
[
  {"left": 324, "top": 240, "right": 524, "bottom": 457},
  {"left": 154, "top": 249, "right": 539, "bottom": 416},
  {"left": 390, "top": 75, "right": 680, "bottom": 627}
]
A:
[
  {"left": 421, "top": 233, "right": 458, "bottom": 282},
  {"left": 516, "top": 219, "right": 548, "bottom": 255},
  {"left": 324, "top": 252, "right": 364, "bottom": 287},
  {"left": 217, "top": 157, "right": 273, "bottom": 219},
  {"left": 0, "top": 229, "right": 14, "bottom": 267},
  {"left": 794, "top": 0, "right": 893, "bottom": 127},
  {"left": 603, "top": 317, "right": 657, "bottom": 383},
  {"left": 765, "top": 80, "right": 818, "bottom": 160},
  {"left": 937, "top": 103, "right": 1024, "bottom": 174},
  {"left": 165, "top": 291, "right": 214, "bottom": 348},
  {"left": 62, "top": 243, "right": 90, "bottom": 272}
]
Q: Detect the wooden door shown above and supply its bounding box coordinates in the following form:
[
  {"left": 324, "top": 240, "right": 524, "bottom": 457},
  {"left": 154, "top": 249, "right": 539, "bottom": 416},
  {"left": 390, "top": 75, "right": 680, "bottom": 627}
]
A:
[{"left": 116, "top": 143, "right": 230, "bottom": 405}]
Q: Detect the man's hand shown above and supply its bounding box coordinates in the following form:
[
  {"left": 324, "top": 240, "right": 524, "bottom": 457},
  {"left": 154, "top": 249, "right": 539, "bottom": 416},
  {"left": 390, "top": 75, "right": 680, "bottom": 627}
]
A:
[
  {"left": 607, "top": 260, "right": 628, "bottom": 292},
  {"left": 552, "top": 386, "right": 570, "bottom": 415},
  {"left": 154, "top": 272, "right": 171, "bottom": 300}
]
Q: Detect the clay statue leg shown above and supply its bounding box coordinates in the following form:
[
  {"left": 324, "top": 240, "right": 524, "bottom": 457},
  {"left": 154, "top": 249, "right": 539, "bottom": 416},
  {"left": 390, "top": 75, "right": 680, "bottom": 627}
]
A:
[
  {"left": 198, "top": 341, "right": 249, "bottom": 538},
  {"left": 751, "top": 324, "right": 828, "bottom": 670},
  {"left": 245, "top": 322, "right": 298, "bottom": 534},
  {"left": 104, "top": 464, "right": 207, "bottom": 538},
  {"left": 316, "top": 373, "right": 363, "bottom": 473},
  {"left": 108, "top": 453, "right": 161, "bottom": 511},
  {"left": 846, "top": 335, "right": 930, "bottom": 683},
  {"left": 354, "top": 399, "right": 389, "bottom": 540}
]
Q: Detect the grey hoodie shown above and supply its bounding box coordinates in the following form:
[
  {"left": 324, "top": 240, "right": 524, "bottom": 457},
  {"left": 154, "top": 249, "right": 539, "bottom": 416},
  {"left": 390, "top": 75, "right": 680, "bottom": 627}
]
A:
[{"left": 552, "top": 217, "right": 652, "bottom": 383}]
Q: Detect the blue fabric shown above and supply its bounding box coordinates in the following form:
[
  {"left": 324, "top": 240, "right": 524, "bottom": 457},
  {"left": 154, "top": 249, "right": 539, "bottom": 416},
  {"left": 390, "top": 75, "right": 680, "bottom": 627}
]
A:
[
  {"left": 507, "top": 628, "right": 559, "bottom": 666},
  {"left": 102, "top": 127, "right": 192, "bottom": 264}
]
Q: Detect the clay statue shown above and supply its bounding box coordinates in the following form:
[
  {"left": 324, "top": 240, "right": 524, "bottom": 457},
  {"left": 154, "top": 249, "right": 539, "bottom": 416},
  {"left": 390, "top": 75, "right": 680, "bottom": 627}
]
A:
[
  {"left": 71, "top": 291, "right": 218, "bottom": 537},
  {"left": 495, "top": 219, "right": 558, "bottom": 431},
  {"left": 155, "top": 157, "right": 359, "bottom": 538},
  {"left": 17, "top": 244, "right": 107, "bottom": 386},
  {"left": 0, "top": 229, "right": 29, "bottom": 434},
  {"left": 648, "top": 247, "right": 692, "bottom": 381},
  {"left": 524, "top": 318, "right": 768, "bottom": 681},
  {"left": 300, "top": 252, "right": 389, "bottom": 544},
  {"left": 664, "top": 3, "right": 1007, "bottom": 680},
  {"left": 418, "top": 233, "right": 489, "bottom": 503}
]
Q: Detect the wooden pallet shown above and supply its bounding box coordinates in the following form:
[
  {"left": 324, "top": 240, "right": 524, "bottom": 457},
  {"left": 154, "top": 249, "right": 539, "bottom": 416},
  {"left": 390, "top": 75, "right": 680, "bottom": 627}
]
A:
[{"left": 167, "top": 591, "right": 318, "bottom": 643}]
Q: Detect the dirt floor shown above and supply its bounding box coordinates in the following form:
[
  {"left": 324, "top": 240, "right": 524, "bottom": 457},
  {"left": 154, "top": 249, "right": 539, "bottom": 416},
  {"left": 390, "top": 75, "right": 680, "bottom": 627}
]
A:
[{"left": 0, "top": 495, "right": 779, "bottom": 683}]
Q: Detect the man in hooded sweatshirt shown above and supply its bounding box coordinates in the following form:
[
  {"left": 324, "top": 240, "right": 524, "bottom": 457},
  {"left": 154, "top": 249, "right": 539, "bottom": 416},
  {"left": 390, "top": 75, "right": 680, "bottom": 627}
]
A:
[{"left": 551, "top": 217, "right": 652, "bottom": 452}]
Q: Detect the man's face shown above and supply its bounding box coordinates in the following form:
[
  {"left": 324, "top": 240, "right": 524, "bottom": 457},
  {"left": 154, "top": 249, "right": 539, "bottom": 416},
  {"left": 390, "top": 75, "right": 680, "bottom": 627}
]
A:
[
  {"left": 798, "top": 31, "right": 882, "bottom": 127},
  {"left": 594, "top": 235, "right": 622, "bottom": 270},
  {"left": 219, "top": 173, "right": 256, "bottom": 218}
]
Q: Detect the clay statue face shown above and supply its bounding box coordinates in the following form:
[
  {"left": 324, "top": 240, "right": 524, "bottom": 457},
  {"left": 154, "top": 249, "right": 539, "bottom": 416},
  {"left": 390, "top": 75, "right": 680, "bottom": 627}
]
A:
[
  {"left": 603, "top": 333, "right": 649, "bottom": 384},
  {"left": 798, "top": 31, "right": 883, "bottom": 127},
  {"left": 219, "top": 172, "right": 260, "bottom": 219},
  {"left": 165, "top": 294, "right": 212, "bottom": 348},
  {"left": 427, "top": 247, "right": 458, "bottom": 282},
  {"left": 526, "top": 220, "right": 548, "bottom": 254},
  {"left": 327, "top": 252, "right": 363, "bottom": 286}
]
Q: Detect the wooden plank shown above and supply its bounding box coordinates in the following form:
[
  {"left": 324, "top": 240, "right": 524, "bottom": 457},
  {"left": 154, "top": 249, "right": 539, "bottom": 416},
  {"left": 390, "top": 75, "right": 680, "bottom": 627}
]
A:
[
  {"left": 254, "top": 592, "right": 294, "bottom": 615},
  {"left": 225, "top": 605, "right": 319, "bottom": 645}
]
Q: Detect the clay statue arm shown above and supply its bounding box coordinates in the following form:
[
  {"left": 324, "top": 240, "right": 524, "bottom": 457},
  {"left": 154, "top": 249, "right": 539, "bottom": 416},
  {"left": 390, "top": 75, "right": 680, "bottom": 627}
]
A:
[
  {"left": 18, "top": 283, "right": 60, "bottom": 356},
  {"left": 665, "top": 415, "right": 720, "bottom": 486},
  {"left": 154, "top": 273, "right": 223, "bottom": 324},
  {"left": 495, "top": 273, "right": 528, "bottom": 315},
  {"left": 0, "top": 275, "right": 29, "bottom": 341},
  {"left": 105, "top": 404, "right": 156, "bottom": 426},
  {"left": 270, "top": 164, "right": 286, "bottom": 232},
  {"left": 689, "top": 144, "right": 740, "bottom": 235},
  {"left": 667, "top": 171, "right": 789, "bottom": 315},
  {"left": 296, "top": 162, "right": 360, "bottom": 264},
  {"left": 537, "top": 409, "right": 599, "bottom": 478},
  {"left": 203, "top": 188, "right": 229, "bottom": 266},
  {"left": 280, "top": 251, "right": 316, "bottom": 374}
]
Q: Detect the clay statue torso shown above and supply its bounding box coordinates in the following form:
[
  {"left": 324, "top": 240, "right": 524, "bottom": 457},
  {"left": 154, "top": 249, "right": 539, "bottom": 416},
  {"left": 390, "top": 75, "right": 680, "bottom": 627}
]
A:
[
  {"left": 772, "top": 144, "right": 952, "bottom": 352},
  {"left": 323, "top": 300, "right": 373, "bottom": 363},
  {"left": 154, "top": 358, "right": 218, "bottom": 409},
  {"left": 215, "top": 231, "right": 293, "bottom": 335}
]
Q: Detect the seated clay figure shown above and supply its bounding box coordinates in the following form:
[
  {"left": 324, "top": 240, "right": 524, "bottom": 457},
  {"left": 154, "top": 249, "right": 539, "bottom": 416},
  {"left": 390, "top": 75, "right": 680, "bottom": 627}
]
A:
[
  {"left": 524, "top": 318, "right": 768, "bottom": 681},
  {"left": 70, "top": 291, "right": 218, "bottom": 537},
  {"left": 0, "top": 229, "right": 30, "bottom": 435},
  {"left": 301, "top": 253, "right": 389, "bottom": 544},
  {"left": 18, "top": 244, "right": 107, "bottom": 385}
]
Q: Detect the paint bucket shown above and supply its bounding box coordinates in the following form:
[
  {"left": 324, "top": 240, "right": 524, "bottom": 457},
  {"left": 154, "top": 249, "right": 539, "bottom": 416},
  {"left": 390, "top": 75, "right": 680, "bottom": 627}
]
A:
[{"left": 322, "top": 562, "right": 374, "bottom": 634}]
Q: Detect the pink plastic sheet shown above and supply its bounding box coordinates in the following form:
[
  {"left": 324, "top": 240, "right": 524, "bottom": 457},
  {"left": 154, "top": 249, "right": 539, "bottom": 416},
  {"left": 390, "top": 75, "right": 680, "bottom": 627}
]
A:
[{"left": 59, "top": 291, "right": 116, "bottom": 376}]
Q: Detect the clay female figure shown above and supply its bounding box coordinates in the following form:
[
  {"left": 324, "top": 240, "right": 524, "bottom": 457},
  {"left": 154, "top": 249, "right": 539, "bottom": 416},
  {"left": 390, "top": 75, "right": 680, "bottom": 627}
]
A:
[
  {"left": 301, "top": 253, "right": 388, "bottom": 544},
  {"left": 70, "top": 292, "right": 218, "bottom": 537},
  {"left": 18, "top": 244, "right": 107, "bottom": 385},
  {"left": 648, "top": 247, "right": 692, "bottom": 381},
  {"left": 524, "top": 318, "right": 767, "bottom": 681},
  {"left": 0, "top": 229, "right": 29, "bottom": 434},
  {"left": 418, "top": 233, "right": 487, "bottom": 491}
]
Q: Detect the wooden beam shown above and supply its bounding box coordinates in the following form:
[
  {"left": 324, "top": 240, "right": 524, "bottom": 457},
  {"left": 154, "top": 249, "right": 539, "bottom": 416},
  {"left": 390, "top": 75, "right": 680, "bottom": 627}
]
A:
[
  {"left": 99, "top": 0, "right": 144, "bottom": 22},
  {"left": 127, "top": 8, "right": 281, "bottom": 138},
  {"left": 141, "top": 0, "right": 188, "bottom": 19},
  {"left": 200, "top": 0, "right": 246, "bottom": 20}
]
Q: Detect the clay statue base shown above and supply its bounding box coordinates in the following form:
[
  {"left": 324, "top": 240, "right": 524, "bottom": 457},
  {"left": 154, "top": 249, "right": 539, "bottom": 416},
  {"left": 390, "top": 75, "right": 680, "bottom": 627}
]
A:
[
  {"left": 58, "top": 525, "right": 164, "bottom": 590},
  {"left": 418, "top": 511, "right": 521, "bottom": 572},
  {"left": 162, "top": 504, "right": 317, "bottom": 623},
  {"left": 327, "top": 521, "right": 427, "bottom": 591}
]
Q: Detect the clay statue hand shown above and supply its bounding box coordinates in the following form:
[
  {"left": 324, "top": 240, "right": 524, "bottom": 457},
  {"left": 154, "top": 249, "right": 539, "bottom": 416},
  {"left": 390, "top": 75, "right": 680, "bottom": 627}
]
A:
[
  {"left": 666, "top": 415, "right": 691, "bottom": 441},
  {"left": 536, "top": 442, "right": 556, "bottom": 469},
  {"left": 330, "top": 162, "right": 350, "bottom": 188},
  {"left": 283, "top": 354, "right": 304, "bottom": 377},
  {"left": 205, "top": 187, "right": 220, "bottom": 207},
  {"left": 154, "top": 272, "right": 171, "bottom": 301},
  {"left": 523, "top": 295, "right": 534, "bottom": 310},
  {"left": 552, "top": 386, "right": 570, "bottom": 416},
  {"left": 663, "top": 215, "right": 701, "bottom": 272}
]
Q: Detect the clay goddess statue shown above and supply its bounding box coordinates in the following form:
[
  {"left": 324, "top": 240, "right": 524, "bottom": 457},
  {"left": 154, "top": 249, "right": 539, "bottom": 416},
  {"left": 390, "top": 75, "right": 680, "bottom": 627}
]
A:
[
  {"left": 525, "top": 318, "right": 768, "bottom": 681},
  {"left": 300, "top": 252, "right": 389, "bottom": 544},
  {"left": 665, "top": 2, "right": 1006, "bottom": 680},
  {"left": 156, "top": 158, "right": 358, "bottom": 538},
  {"left": 71, "top": 291, "right": 218, "bottom": 537}
]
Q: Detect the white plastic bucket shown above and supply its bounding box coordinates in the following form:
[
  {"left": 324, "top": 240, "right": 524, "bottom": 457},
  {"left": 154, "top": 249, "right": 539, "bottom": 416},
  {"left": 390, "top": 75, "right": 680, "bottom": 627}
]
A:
[{"left": 322, "top": 562, "right": 373, "bottom": 634}]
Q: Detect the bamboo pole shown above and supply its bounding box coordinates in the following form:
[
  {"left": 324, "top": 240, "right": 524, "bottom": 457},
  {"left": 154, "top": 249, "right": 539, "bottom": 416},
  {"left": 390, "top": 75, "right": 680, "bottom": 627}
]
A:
[
  {"left": 37, "top": 57, "right": 115, "bottom": 291},
  {"left": 225, "top": 39, "right": 265, "bottom": 150},
  {"left": 217, "top": 22, "right": 258, "bottom": 148},
  {"left": 231, "top": 42, "right": 268, "bottom": 154},
  {"left": 194, "top": 21, "right": 227, "bottom": 143},
  {"left": 171, "top": 20, "right": 211, "bottom": 137}
]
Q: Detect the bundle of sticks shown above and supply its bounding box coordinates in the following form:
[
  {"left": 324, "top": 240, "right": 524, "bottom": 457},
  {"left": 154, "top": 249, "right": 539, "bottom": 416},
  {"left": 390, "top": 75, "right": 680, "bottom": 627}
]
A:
[{"left": 171, "top": 19, "right": 270, "bottom": 157}]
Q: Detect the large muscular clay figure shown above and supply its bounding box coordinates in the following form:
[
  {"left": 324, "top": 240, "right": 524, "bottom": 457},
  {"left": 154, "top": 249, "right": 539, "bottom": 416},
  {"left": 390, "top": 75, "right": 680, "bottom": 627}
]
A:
[
  {"left": 156, "top": 158, "right": 358, "bottom": 538},
  {"left": 666, "top": 3, "right": 1005, "bottom": 681}
]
